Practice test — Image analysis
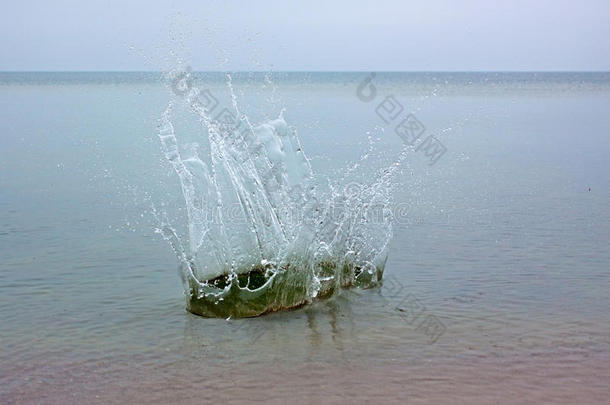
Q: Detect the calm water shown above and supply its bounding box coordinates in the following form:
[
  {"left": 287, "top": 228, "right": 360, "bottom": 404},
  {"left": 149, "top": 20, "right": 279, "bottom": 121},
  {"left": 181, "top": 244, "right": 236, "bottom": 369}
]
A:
[{"left": 1, "top": 72, "right": 609, "bottom": 404}]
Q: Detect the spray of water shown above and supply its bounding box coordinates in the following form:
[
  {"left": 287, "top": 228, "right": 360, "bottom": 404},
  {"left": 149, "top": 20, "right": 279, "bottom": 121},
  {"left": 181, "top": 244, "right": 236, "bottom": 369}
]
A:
[{"left": 156, "top": 68, "right": 404, "bottom": 317}]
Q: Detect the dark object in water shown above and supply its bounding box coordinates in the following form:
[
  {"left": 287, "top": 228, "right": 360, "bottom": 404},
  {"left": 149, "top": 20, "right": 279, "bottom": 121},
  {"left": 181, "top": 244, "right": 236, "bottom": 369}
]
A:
[{"left": 185, "top": 261, "right": 383, "bottom": 318}]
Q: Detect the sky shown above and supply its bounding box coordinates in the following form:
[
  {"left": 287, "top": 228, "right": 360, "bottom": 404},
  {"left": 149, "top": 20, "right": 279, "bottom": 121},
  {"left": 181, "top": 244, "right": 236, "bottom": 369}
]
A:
[{"left": 1, "top": 0, "right": 609, "bottom": 71}]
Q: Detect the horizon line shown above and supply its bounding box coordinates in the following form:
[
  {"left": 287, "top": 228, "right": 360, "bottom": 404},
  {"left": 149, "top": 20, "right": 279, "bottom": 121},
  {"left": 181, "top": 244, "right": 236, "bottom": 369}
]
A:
[{"left": 1, "top": 70, "right": 609, "bottom": 74}]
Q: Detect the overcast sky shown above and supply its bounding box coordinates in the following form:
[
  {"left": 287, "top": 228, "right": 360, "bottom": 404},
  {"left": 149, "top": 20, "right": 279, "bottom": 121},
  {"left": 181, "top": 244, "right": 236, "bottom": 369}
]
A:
[{"left": 1, "top": 0, "right": 609, "bottom": 71}]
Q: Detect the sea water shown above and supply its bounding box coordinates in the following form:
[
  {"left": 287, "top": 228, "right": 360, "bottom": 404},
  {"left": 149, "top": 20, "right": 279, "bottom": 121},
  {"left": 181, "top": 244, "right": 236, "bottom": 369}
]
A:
[{"left": 1, "top": 72, "right": 609, "bottom": 402}]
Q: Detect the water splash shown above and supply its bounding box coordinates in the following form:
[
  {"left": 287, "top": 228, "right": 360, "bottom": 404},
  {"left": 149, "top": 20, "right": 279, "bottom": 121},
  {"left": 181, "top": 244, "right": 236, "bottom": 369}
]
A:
[{"left": 157, "top": 69, "right": 403, "bottom": 317}]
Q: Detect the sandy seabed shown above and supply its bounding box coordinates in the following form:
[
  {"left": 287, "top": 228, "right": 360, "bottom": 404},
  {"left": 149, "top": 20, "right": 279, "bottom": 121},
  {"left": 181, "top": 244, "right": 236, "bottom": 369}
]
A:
[{"left": 3, "top": 350, "right": 609, "bottom": 404}]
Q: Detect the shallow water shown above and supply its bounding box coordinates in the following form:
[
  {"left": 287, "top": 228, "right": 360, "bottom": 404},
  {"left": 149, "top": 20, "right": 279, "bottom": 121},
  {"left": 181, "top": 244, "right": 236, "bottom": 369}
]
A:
[{"left": 1, "top": 72, "right": 609, "bottom": 403}]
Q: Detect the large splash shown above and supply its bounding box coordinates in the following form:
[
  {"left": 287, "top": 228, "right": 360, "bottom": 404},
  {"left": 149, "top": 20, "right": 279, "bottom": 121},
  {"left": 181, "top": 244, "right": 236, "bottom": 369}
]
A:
[{"left": 156, "top": 69, "right": 404, "bottom": 317}]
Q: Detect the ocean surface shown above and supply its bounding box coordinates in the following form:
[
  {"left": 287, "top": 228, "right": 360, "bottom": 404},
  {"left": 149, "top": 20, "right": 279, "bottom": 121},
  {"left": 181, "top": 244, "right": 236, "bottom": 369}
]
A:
[{"left": 1, "top": 72, "right": 609, "bottom": 404}]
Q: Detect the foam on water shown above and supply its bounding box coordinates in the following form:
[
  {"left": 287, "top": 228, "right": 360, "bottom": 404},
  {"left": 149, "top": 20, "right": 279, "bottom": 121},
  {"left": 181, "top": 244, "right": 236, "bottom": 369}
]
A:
[{"left": 156, "top": 68, "right": 404, "bottom": 317}]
